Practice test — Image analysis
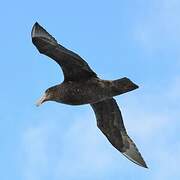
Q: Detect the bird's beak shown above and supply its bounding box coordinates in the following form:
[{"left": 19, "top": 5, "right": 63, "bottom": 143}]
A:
[{"left": 36, "top": 93, "right": 47, "bottom": 107}]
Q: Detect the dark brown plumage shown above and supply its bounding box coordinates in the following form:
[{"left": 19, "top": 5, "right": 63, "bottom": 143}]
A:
[{"left": 31, "top": 22, "right": 148, "bottom": 168}]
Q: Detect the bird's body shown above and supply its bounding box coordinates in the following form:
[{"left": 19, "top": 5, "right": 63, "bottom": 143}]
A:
[
  {"left": 31, "top": 22, "right": 148, "bottom": 168},
  {"left": 49, "top": 77, "right": 138, "bottom": 105}
]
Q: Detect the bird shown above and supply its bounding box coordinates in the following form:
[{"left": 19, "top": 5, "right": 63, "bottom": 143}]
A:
[{"left": 31, "top": 22, "right": 148, "bottom": 168}]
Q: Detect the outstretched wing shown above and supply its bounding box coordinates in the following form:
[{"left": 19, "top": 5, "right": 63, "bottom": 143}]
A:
[
  {"left": 91, "top": 98, "right": 148, "bottom": 168},
  {"left": 31, "top": 22, "right": 97, "bottom": 81}
]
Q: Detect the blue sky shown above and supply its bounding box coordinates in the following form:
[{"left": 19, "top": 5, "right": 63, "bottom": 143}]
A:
[{"left": 0, "top": 0, "right": 180, "bottom": 179}]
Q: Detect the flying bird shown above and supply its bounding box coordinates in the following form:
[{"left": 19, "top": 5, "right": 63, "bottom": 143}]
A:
[{"left": 31, "top": 22, "right": 148, "bottom": 168}]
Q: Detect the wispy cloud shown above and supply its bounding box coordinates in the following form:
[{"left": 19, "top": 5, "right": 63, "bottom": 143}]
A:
[
  {"left": 166, "top": 76, "right": 180, "bottom": 101},
  {"left": 151, "top": 144, "right": 180, "bottom": 180},
  {"left": 53, "top": 114, "right": 115, "bottom": 179},
  {"left": 22, "top": 113, "right": 116, "bottom": 180},
  {"left": 134, "top": 0, "right": 180, "bottom": 51},
  {"left": 22, "top": 123, "right": 49, "bottom": 180}
]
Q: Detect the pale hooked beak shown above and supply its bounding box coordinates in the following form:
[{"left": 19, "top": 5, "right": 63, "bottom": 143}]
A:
[{"left": 36, "top": 93, "right": 47, "bottom": 107}]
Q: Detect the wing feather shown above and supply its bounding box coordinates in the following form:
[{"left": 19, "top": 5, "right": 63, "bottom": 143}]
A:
[
  {"left": 91, "top": 98, "right": 148, "bottom": 168},
  {"left": 31, "top": 22, "right": 97, "bottom": 81}
]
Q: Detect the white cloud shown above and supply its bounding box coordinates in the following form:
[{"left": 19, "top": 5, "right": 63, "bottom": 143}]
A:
[
  {"left": 166, "top": 76, "right": 180, "bottom": 101},
  {"left": 152, "top": 146, "right": 180, "bottom": 180},
  {"left": 22, "top": 124, "right": 49, "bottom": 180},
  {"left": 22, "top": 113, "right": 116, "bottom": 180},
  {"left": 134, "top": 0, "right": 180, "bottom": 51},
  {"left": 54, "top": 114, "right": 115, "bottom": 179}
]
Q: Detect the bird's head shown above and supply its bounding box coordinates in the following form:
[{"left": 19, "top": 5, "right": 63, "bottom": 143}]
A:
[{"left": 36, "top": 86, "right": 58, "bottom": 106}]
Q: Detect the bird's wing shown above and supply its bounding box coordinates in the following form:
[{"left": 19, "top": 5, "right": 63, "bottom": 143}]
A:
[
  {"left": 91, "top": 98, "right": 148, "bottom": 168},
  {"left": 31, "top": 22, "right": 97, "bottom": 81}
]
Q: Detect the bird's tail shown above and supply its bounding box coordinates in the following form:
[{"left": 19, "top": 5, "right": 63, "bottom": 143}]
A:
[{"left": 111, "top": 77, "right": 139, "bottom": 96}]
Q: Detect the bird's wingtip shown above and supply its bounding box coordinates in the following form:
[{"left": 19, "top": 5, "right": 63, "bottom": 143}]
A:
[
  {"left": 121, "top": 134, "right": 148, "bottom": 169},
  {"left": 31, "top": 22, "right": 42, "bottom": 38},
  {"left": 34, "top": 21, "right": 39, "bottom": 25},
  {"left": 33, "top": 22, "right": 40, "bottom": 29},
  {"left": 123, "top": 152, "right": 148, "bottom": 169},
  {"left": 31, "top": 22, "right": 57, "bottom": 44}
]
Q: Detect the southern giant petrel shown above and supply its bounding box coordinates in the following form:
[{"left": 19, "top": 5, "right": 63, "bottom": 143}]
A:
[{"left": 31, "top": 22, "right": 147, "bottom": 168}]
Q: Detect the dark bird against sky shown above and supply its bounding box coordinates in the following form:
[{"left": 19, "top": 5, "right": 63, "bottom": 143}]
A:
[{"left": 31, "top": 22, "right": 147, "bottom": 168}]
